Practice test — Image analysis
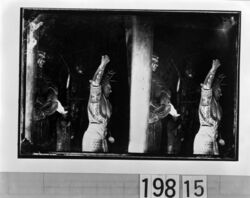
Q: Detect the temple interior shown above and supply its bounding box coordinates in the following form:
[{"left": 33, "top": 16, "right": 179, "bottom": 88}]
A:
[{"left": 20, "top": 9, "right": 239, "bottom": 158}]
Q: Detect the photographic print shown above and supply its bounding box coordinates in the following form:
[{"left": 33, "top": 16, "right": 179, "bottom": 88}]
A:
[{"left": 19, "top": 8, "right": 240, "bottom": 160}]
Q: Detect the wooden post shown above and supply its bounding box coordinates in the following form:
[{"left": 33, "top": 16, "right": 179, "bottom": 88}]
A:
[
  {"left": 128, "top": 16, "right": 153, "bottom": 153},
  {"left": 24, "top": 20, "right": 43, "bottom": 143},
  {"left": 19, "top": 11, "right": 26, "bottom": 145},
  {"left": 56, "top": 120, "right": 71, "bottom": 152}
]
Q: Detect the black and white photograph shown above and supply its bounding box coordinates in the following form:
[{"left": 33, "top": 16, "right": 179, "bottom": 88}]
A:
[{"left": 18, "top": 8, "right": 240, "bottom": 160}]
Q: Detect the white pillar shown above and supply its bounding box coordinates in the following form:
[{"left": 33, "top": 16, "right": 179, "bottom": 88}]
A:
[
  {"left": 128, "top": 16, "right": 153, "bottom": 153},
  {"left": 24, "top": 20, "right": 43, "bottom": 142}
]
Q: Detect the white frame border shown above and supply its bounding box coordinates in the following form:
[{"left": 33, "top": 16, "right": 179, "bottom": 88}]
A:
[{"left": 0, "top": 0, "right": 250, "bottom": 175}]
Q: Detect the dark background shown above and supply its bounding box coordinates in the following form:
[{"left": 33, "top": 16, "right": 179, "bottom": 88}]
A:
[
  {"left": 22, "top": 9, "right": 240, "bottom": 158},
  {"left": 152, "top": 12, "right": 239, "bottom": 157}
]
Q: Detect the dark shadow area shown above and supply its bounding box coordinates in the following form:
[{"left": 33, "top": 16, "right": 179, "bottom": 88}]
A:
[
  {"left": 152, "top": 12, "right": 239, "bottom": 158},
  {"left": 22, "top": 10, "right": 130, "bottom": 153},
  {"left": 19, "top": 9, "right": 240, "bottom": 160}
]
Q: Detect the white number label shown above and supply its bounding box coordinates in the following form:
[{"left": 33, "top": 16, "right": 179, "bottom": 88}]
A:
[
  {"left": 182, "top": 176, "right": 207, "bottom": 198},
  {"left": 140, "top": 175, "right": 179, "bottom": 198},
  {"left": 141, "top": 175, "right": 152, "bottom": 198}
]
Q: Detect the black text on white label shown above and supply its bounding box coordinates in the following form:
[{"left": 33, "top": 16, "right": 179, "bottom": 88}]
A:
[
  {"left": 140, "top": 175, "right": 179, "bottom": 198},
  {"left": 182, "top": 176, "right": 207, "bottom": 198}
]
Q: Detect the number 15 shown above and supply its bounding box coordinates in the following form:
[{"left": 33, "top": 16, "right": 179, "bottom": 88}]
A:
[{"left": 182, "top": 176, "right": 207, "bottom": 198}]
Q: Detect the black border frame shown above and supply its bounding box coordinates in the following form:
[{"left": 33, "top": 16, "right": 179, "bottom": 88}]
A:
[{"left": 18, "top": 8, "right": 241, "bottom": 161}]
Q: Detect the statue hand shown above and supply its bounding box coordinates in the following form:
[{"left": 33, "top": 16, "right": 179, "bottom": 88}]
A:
[
  {"left": 212, "top": 59, "right": 221, "bottom": 70},
  {"left": 56, "top": 100, "right": 68, "bottom": 115},
  {"left": 101, "top": 55, "right": 110, "bottom": 66},
  {"left": 169, "top": 103, "right": 180, "bottom": 117}
]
